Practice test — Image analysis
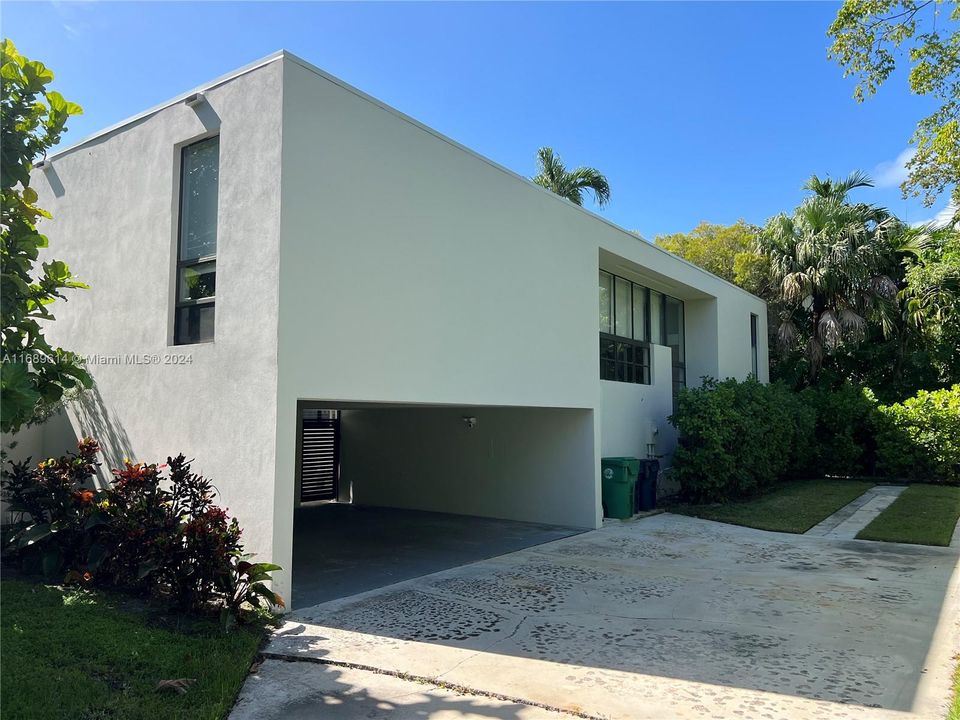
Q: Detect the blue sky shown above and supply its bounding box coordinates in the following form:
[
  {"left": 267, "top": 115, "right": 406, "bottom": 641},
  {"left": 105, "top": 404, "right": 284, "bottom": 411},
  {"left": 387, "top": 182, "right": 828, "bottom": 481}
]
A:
[{"left": 5, "top": 1, "right": 951, "bottom": 237}]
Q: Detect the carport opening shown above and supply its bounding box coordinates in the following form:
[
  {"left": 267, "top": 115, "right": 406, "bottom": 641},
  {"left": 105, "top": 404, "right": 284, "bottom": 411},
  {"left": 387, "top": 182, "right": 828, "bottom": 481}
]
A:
[{"left": 291, "top": 402, "right": 597, "bottom": 610}]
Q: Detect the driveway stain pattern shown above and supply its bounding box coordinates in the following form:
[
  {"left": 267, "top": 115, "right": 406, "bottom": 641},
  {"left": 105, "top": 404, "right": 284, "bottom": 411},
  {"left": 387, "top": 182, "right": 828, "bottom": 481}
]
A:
[{"left": 240, "top": 514, "right": 960, "bottom": 720}]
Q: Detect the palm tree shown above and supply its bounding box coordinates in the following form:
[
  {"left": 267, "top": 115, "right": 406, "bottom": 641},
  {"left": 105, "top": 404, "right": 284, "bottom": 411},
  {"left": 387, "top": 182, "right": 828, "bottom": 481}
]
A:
[
  {"left": 758, "top": 172, "right": 899, "bottom": 382},
  {"left": 531, "top": 147, "right": 610, "bottom": 209}
]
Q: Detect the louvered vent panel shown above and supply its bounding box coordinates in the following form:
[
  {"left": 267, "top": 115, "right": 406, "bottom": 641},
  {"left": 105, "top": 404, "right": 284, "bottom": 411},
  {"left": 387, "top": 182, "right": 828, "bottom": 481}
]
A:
[{"left": 300, "top": 415, "right": 339, "bottom": 502}]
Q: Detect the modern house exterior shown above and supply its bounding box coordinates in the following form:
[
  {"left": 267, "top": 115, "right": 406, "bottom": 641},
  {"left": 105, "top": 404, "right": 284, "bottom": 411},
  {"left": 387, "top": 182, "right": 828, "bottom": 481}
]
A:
[{"left": 10, "top": 51, "right": 768, "bottom": 601}]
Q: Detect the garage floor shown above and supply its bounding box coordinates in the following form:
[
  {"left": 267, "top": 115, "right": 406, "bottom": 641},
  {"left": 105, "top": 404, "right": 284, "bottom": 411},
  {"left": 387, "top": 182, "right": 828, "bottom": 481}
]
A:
[
  {"left": 252, "top": 513, "right": 960, "bottom": 720},
  {"left": 291, "top": 504, "right": 583, "bottom": 609}
]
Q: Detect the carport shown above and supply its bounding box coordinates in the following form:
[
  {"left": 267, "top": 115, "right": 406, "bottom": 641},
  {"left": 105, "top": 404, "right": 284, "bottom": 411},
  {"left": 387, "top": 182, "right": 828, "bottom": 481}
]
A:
[{"left": 291, "top": 402, "right": 597, "bottom": 610}]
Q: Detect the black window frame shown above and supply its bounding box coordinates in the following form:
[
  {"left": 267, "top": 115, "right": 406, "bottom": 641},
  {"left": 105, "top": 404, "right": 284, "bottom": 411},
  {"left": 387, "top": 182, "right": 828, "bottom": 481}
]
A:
[
  {"left": 600, "top": 332, "right": 651, "bottom": 384},
  {"left": 598, "top": 269, "right": 685, "bottom": 391},
  {"left": 664, "top": 295, "right": 686, "bottom": 396},
  {"left": 750, "top": 313, "right": 759, "bottom": 378},
  {"left": 173, "top": 135, "right": 219, "bottom": 346}
]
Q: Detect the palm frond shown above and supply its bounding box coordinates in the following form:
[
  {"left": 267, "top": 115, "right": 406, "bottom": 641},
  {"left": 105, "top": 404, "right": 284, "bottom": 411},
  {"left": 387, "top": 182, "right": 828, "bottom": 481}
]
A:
[{"left": 530, "top": 146, "right": 610, "bottom": 208}]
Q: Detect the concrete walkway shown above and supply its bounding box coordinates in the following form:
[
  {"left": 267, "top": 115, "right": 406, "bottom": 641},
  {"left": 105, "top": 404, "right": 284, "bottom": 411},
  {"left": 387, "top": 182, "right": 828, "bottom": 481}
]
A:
[
  {"left": 805, "top": 485, "right": 908, "bottom": 539},
  {"left": 231, "top": 661, "right": 578, "bottom": 719},
  {"left": 233, "top": 514, "right": 960, "bottom": 720}
]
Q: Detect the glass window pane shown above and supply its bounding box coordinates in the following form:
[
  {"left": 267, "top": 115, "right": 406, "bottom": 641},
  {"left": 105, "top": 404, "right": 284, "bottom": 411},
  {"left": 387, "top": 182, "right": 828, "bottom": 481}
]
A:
[
  {"left": 178, "top": 262, "right": 216, "bottom": 302},
  {"left": 614, "top": 277, "right": 631, "bottom": 338},
  {"left": 665, "top": 296, "right": 685, "bottom": 363},
  {"left": 179, "top": 137, "right": 220, "bottom": 261},
  {"left": 601, "top": 360, "right": 616, "bottom": 380},
  {"left": 175, "top": 303, "right": 215, "bottom": 344},
  {"left": 599, "top": 271, "right": 612, "bottom": 334},
  {"left": 751, "top": 314, "right": 759, "bottom": 377},
  {"left": 632, "top": 283, "right": 647, "bottom": 341},
  {"left": 649, "top": 291, "right": 663, "bottom": 345}
]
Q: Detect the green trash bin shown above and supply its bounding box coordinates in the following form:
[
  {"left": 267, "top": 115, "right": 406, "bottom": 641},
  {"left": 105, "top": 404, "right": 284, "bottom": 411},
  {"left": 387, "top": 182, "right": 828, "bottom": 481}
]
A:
[{"left": 601, "top": 457, "right": 640, "bottom": 519}]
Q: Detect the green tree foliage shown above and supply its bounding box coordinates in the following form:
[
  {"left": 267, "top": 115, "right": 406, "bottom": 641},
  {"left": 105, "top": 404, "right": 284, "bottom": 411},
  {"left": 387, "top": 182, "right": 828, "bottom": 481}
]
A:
[
  {"left": 828, "top": 0, "right": 960, "bottom": 208},
  {"left": 899, "top": 225, "right": 960, "bottom": 380},
  {"left": 531, "top": 147, "right": 611, "bottom": 208},
  {"left": 758, "top": 172, "right": 900, "bottom": 384},
  {"left": 654, "top": 220, "right": 770, "bottom": 294},
  {"left": 1, "top": 39, "right": 90, "bottom": 434}
]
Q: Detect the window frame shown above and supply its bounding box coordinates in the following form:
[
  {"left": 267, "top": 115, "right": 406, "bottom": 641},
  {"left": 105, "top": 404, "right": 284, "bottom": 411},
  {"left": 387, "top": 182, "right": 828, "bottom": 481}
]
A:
[
  {"left": 600, "top": 332, "right": 651, "bottom": 385},
  {"left": 598, "top": 269, "right": 686, "bottom": 390},
  {"left": 750, "top": 312, "right": 759, "bottom": 378},
  {"left": 173, "top": 135, "right": 220, "bottom": 346}
]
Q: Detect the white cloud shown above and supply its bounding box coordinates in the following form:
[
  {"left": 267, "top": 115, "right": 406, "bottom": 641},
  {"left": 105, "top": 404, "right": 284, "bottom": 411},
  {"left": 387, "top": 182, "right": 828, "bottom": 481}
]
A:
[
  {"left": 911, "top": 202, "right": 958, "bottom": 229},
  {"left": 872, "top": 147, "right": 916, "bottom": 189},
  {"left": 51, "top": 0, "right": 95, "bottom": 37}
]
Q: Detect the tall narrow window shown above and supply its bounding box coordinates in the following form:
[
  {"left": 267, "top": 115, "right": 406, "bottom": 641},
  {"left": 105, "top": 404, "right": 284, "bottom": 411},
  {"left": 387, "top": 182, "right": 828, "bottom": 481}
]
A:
[
  {"left": 750, "top": 313, "right": 759, "bottom": 377},
  {"left": 174, "top": 136, "right": 219, "bottom": 345},
  {"left": 614, "top": 276, "right": 632, "bottom": 338},
  {"left": 599, "top": 271, "right": 612, "bottom": 334},
  {"left": 665, "top": 296, "right": 686, "bottom": 397},
  {"left": 665, "top": 296, "right": 685, "bottom": 365},
  {"left": 649, "top": 290, "right": 663, "bottom": 345},
  {"left": 632, "top": 282, "right": 647, "bottom": 341}
]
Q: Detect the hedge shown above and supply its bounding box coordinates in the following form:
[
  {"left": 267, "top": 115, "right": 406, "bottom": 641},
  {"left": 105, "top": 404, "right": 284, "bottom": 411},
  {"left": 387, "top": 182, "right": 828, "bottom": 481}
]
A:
[
  {"left": 876, "top": 387, "right": 960, "bottom": 484},
  {"left": 669, "top": 381, "right": 959, "bottom": 503}
]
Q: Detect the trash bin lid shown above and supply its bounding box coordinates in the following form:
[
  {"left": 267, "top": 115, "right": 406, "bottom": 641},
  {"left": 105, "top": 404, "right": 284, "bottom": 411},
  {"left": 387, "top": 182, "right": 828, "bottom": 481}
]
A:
[{"left": 601, "top": 456, "right": 640, "bottom": 466}]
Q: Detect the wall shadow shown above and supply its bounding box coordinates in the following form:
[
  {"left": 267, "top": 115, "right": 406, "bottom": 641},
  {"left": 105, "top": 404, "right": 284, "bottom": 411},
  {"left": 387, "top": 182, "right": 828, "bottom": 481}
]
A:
[{"left": 72, "top": 384, "right": 136, "bottom": 479}]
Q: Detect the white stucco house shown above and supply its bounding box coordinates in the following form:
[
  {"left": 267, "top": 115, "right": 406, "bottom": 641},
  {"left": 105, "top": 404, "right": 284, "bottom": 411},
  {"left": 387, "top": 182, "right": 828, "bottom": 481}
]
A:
[{"left": 11, "top": 51, "right": 767, "bottom": 601}]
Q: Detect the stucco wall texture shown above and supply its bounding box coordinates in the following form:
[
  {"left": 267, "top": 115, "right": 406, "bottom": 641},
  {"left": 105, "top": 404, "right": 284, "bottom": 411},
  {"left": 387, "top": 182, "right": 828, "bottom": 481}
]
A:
[
  {"left": 15, "top": 52, "right": 768, "bottom": 600},
  {"left": 30, "top": 60, "right": 285, "bottom": 564}
]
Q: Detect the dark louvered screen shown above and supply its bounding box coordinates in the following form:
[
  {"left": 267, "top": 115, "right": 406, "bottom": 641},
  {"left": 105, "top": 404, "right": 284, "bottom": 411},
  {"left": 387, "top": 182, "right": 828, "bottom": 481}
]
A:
[{"left": 300, "top": 412, "right": 340, "bottom": 502}]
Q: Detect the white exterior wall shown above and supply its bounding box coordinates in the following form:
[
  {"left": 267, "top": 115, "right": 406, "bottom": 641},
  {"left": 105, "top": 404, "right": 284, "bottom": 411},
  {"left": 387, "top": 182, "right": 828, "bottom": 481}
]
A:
[
  {"left": 272, "top": 56, "right": 607, "bottom": 597},
  {"left": 267, "top": 53, "right": 766, "bottom": 599},
  {"left": 599, "top": 345, "right": 676, "bottom": 460},
  {"left": 25, "top": 61, "right": 286, "bottom": 564},
  {"left": 341, "top": 407, "right": 596, "bottom": 528}
]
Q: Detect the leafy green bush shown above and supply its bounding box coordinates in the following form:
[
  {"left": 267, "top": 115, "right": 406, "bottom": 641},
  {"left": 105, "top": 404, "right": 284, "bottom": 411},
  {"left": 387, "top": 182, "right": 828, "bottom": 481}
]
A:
[
  {"left": 797, "top": 383, "right": 880, "bottom": 477},
  {"left": 0, "top": 438, "right": 101, "bottom": 578},
  {"left": 1, "top": 439, "right": 283, "bottom": 621},
  {"left": 670, "top": 378, "right": 814, "bottom": 503},
  {"left": 670, "top": 379, "right": 959, "bottom": 504},
  {"left": 876, "top": 386, "right": 960, "bottom": 484}
]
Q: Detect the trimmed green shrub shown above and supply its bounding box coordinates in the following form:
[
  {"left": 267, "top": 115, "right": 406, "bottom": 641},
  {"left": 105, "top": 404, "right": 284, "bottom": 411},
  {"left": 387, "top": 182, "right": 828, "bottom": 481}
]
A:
[
  {"left": 797, "top": 383, "right": 880, "bottom": 477},
  {"left": 670, "top": 378, "right": 814, "bottom": 503},
  {"left": 876, "top": 386, "right": 960, "bottom": 484}
]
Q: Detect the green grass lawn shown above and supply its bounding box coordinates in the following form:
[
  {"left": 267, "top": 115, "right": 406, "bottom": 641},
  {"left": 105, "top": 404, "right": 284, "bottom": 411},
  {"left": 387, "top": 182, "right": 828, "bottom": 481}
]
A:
[
  {"left": 947, "top": 655, "right": 960, "bottom": 720},
  {"left": 670, "top": 479, "right": 875, "bottom": 534},
  {"left": 856, "top": 485, "right": 960, "bottom": 546},
  {"left": 0, "top": 579, "right": 265, "bottom": 720},
  {"left": 950, "top": 657, "right": 960, "bottom": 720}
]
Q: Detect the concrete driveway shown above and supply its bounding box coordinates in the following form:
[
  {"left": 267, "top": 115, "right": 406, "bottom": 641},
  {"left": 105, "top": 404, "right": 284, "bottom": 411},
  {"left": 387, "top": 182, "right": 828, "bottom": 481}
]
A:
[{"left": 232, "top": 513, "right": 960, "bottom": 720}]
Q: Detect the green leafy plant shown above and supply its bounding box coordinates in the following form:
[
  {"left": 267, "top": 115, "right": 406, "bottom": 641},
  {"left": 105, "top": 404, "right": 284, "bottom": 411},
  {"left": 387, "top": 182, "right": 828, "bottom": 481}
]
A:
[
  {"left": 669, "top": 378, "right": 814, "bottom": 503},
  {"left": 876, "top": 385, "right": 960, "bottom": 482},
  {"left": 1, "top": 39, "right": 91, "bottom": 434},
  {"left": 759, "top": 172, "right": 900, "bottom": 384},
  {"left": 829, "top": 1, "right": 960, "bottom": 208},
  {"left": 1, "top": 440, "right": 283, "bottom": 621},
  {"left": 798, "top": 382, "right": 881, "bottom": 476},
  {"left": 0, "top": 438, "right": 102, "bottom": 579},
  {"left": 531, "top": 147, "right": 611, "bottom": 208}
]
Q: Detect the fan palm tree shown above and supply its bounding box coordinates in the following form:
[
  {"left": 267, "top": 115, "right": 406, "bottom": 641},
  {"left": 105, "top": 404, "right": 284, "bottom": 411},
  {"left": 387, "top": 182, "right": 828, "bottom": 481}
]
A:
[
  {"left": 531, "top": 147, "right": 610, "bottom": 209},
  {"left": 758, "top": 172, "right": 899, "bottom": 382}
]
